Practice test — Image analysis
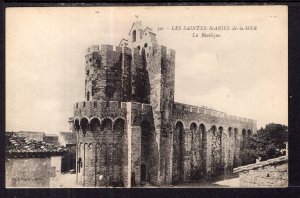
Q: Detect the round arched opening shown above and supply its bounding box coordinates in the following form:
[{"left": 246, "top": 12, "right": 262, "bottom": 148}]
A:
[
  {"left": 211, "top": 125, "right": 217, "bottom": 136},
  {"left": 228, "top": 127, "right": 232, "bottom": 138},
  {"left": 112, "top": 118, "right": 125, "bottom": 184},
  {"left": 247, "top": 129, "right": 252, "bottom": 137},
  {"left": 215, "top": 126, "right": 224, "bottom": 176},
  {"left": 199, "top": 123, "right": 207, "bottom": 175},
  {"left": 140, "top": 120, "right": 152, "bottom": 182},
  {"left": 190, "top": 123, "right": 197, "bottom": 140},
  {"left": 172, "top": 121, "right": 185, "bottom": 183},
  {"left": 199, "top": 124, "right": 206, "bottom": 140},
  {"left": 234, "top": 128, "right": 238, "bottom": 138},
  {"left": 242, "top": 129, "right": 246, "bottom": 139},
  {"left": 218, "top": 126, "right": 223, "bottom": 137},
  {"left": 102, "top": 118, "right": 112, "bottom": 132},
  {"left": 90, "top": 118, "right": 100, "bottom": 132},
  {"left": 132, "top": 30, "right": 137, "bottom": 42},
  {"left": 113, "top": 118, "right": 125, "bottom": 134},
  {"left": 80, "top": 118, "right": 89, "bottom": 131},
  {"left": 74, "top": 119, "right": 80, "bottom": 131}
]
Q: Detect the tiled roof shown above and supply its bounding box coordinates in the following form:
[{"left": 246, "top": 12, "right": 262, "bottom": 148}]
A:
[
  {"left": 59, "top": 132, "right": 76, "bottom": 145},
  {"left": 233, "top": 155, "right": 288, "bottom": 173},
  {"left": 5, "top": 133, "right": 68, "bottom": 158}
]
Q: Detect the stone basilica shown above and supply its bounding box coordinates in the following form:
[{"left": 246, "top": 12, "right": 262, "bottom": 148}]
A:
[{"left": 70, "top": 20, "right": 257, "bottom": 187}]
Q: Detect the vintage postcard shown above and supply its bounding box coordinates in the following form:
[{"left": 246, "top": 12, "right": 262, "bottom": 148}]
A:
[{"left": 5, "top": 6, "right": 288, "bottom": 188}]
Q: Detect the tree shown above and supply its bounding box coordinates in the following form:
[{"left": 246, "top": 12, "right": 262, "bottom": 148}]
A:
[{"left": 242, "top": 123, "right": 288, "bottom": 162}]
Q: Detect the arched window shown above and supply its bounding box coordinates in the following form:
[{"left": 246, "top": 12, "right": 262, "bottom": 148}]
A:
[
  {"left": 242, "top": 129, "right": 246, "bottom": 139},
  {"left": 234, "top": 128, "right": 238, "bottom": 138},
  {"left": 199, "top": 124, "right": 206, "bottom": 141},
  {"left": 228, "top": 127, "right": 232, "bottom": 138},
  {"left": 132, "top": 30, "right": 136, "bottom": 42},
  {"left": 87, "top": 91, "right": 90, "bottom": 101},
  {"left": 190, "top": 123, "right": 197, "bottom": 140},
  {"left": 247, "top": 129, "right": 252, "bottom": 137},
  {"left": 218, "top": 126, "right": 223, "bottom": 137},
  {"left": 211, "top": 125, "right": 217, "bottom": 136}
]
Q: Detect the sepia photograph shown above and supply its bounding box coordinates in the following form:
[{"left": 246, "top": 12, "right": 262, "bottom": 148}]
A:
[{"left": 5, "top": 6, "right": 288, "bottom": 188}]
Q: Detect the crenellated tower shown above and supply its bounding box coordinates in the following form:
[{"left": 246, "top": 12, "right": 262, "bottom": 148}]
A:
[
  {"left": 76, "top": 18, "right": 176, "bottom": 187},
  {"left": 122, "top": 19, "right": 176, "bottom": 183},
  {"left": 71, "top": 18, "right": 255, "bottom": 188}
]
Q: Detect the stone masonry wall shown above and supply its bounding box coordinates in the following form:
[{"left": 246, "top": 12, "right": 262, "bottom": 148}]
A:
[
  {"left": 85, "top": 45, "right": 150, "bottom": 104},
  {"left": 159, "top": 46, "right": 176, "bottom": 184},
  {"left": 142, "top": 43, "right": 176, "bottom": 184},
  {"left": 171, "top": 105, "right": 256, "bottom": 180},
  {"left": 73, "top": 99, "right": 256, "bottom": 186},
  {"left": 6, "top": 157, "right": 58, "bottom": 187},
  {"left": 74, "top": 101, "right": 154, "bottom": 187},
  {"left": 74, "top": 101, "right": 127, "bottom": 187}
]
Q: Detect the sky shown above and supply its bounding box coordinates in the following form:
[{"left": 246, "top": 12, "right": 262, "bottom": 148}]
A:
[{"left": 6, "top": 6, "right": 288, "bottom": 134}]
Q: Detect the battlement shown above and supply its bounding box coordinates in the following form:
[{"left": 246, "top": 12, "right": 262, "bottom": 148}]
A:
[
  {"left": 167, "top": 49, "right": 176, "bottom": 58},
  {"left": 173, "top": 102, "right": 256, "bottom": 124},
  {"left": 85, "top": 44, "right": 175, "bottom": 61},
  {"left": 86, "top": 45, "right": 100, "bottom": 54},
  {"left": 75, "top": 101, "right": 124, "bottom": 110},
  {"left": 74, "top": 100, "right": 152, "bottom": 113},
  {"left": 161, "top": 45, "right": 176, "bottom": 59},
  {"left": 86, "top": 44, "right": 124, "bottom": 55},
  {"left": 86, "top": 44, "right": 151, "bottom": 60}
]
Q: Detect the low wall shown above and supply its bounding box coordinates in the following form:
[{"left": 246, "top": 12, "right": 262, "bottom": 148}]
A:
[
  {"left": 234, "top": 156, "right": 288, "bottom": 187},
  {"left": 6, "top": 156, "right": 62, "bottom": 187}
]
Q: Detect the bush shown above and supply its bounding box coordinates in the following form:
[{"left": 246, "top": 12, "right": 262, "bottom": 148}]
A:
[{"left": 242, "top": 123, "right": 288, "bottom": 162}]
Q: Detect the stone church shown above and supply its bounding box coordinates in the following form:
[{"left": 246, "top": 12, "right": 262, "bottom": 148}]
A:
[{"left": 70, "top": 19, "right": 257, "bottom": 187}]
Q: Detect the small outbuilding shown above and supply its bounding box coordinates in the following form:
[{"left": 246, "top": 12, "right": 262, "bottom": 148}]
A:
[
  {"left": 58, "top": 132, "right": 76, "bottom": 173},
  {"left": 5, "top": 133, "right": 68, "bottom": 187}
]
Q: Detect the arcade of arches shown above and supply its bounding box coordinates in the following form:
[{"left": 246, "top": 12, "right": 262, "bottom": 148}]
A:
[
  {"left": 172, "top": 121, "right": 252, "bottom": 182},
  {"left": 74, "top": 116, "right": 253, "bottom": 187},
  {"left": 76, "top": 117, "right": 126, "bottom": 187}
]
